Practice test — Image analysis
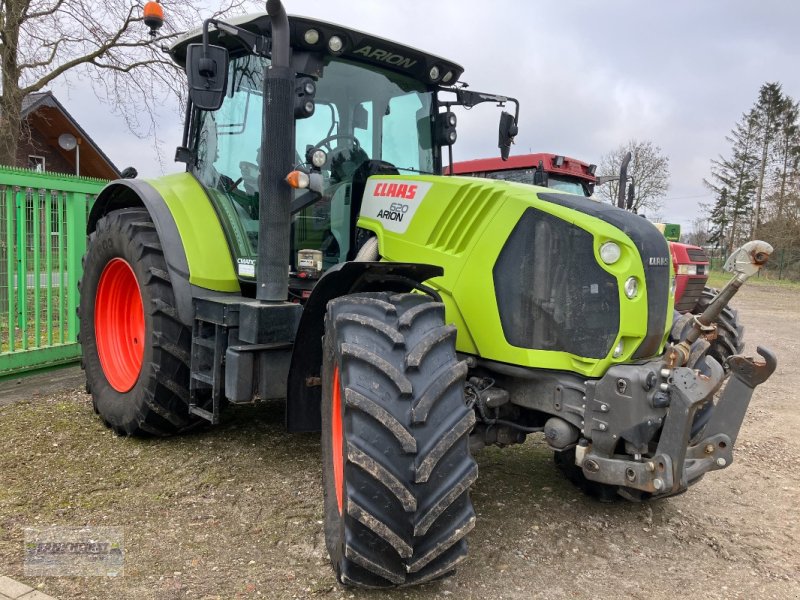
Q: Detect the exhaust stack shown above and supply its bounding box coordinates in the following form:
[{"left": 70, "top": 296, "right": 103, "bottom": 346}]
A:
[{"left": 257, "top": 0, "right": 293, "bottom": 302}]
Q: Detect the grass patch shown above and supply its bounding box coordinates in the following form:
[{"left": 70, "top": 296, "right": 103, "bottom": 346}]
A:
[
  {"left": 706, "top": 270, "right": 800, "bottom": 290},
  {"left": 1, "top": 286, "right": 67, "bottom": 352}
]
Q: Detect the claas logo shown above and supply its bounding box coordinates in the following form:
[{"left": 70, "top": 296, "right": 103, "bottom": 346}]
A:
[{"left": 373, "top": 182, "right": 418, "bottom": 200}]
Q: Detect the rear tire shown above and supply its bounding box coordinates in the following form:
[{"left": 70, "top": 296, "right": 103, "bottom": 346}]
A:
[
  {"left": 79, "top": 208, "right": 202, "bottom": 436},
  {"left": 321, "top": 292, "right": 477, "bottom": 587}
]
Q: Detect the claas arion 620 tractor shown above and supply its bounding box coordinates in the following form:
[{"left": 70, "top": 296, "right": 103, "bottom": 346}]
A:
[{"left": 80, "top": 1, "right": 776, "bottom": 588}]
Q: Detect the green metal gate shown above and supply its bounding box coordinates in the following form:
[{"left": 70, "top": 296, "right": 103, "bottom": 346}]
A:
[{"left": 0, "top": 166, "right": 106, "bottom": 379}]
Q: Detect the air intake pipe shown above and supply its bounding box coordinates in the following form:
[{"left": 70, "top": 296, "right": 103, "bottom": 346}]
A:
[{"left": 257, "top": 0, "right": 293, "bottom": 301}]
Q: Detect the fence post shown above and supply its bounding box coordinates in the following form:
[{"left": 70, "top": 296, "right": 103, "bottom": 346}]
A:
[
  {"left": 66, "top": 191, "right": 87, "bottom": 343},
  {"left": 15, "top": 187, "right": 27, "bottom": 347},
  {"left": 4, "top": 185, "right": 15, "bottom": 352}
]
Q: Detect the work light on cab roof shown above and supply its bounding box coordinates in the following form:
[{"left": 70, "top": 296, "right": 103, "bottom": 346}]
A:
[{"left": 143, "top": 1, "right": 164, "bottom": 37}]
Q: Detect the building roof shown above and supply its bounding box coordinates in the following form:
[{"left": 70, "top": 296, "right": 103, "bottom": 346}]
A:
[{"left": 22, "top": 91, "right": 120, "bottom": 179}]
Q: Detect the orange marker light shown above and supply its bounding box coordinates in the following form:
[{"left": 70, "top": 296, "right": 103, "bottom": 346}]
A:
[
  {"left": 285, "top": 170, "right": 310, "bottom": 189},
  {"left": 143, "top": 1, "right": 164, "bottom": 35}
]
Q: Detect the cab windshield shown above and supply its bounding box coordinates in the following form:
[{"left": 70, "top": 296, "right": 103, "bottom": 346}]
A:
[
  {"left": 193, "top": 54, "right": 436, "bottom": 275},
  {"left": 480, "top": 169, "right": 589, "bottom": 197},
  {"left": 547, "top": 175, "right": 588, "bottom": 197}
]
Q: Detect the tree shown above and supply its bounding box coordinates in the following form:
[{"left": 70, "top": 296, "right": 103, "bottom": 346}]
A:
[
  {"left": 596, "top": 139, "right": 670, "bottom": 215},
  {"left": 705, "top": 188, "right": 730, "bottom": 250},
  {"left": 705, "top": 82, "right": 800, "bottom": 281},
  {"left": 750, "top": 82, "right": 790, "bottom": 235},
  {"left": 703, "top": 111, "right": 759, "bottom": 254},
  {"left": 0, "top": 0, "right": 249, "bottom": 167},
  {"left": 771, "top": 98, "right": 800, "bottom": 221},
  {"left": 685, "top": 217, "right": 713, "bottom": 248}
]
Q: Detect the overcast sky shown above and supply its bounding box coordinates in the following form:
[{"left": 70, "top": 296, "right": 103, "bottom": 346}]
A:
[{"left": 53, "top": 0, "right": 800, "bottom": 231}]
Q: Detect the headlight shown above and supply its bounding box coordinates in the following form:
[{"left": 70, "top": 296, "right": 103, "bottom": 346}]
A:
[
  {"left": 676, "top": 264, "right": 697, "bottom": 275},
  {"left": 624, "top": 276, "right": 639, "bottom": 299},
  {"left": 612, "top": 339, "right": 625, "bottom": 358},
  {"left": 599, "top": 242, "right": 621, "bottom": 265}
]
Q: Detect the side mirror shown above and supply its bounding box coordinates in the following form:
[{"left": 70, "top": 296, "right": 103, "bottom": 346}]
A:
[
  {"left": 186, "top": 43, "right": 229, "bottom": 111},
  {"left": 498, "top": 111, "right": 518, "bottom": 161}
]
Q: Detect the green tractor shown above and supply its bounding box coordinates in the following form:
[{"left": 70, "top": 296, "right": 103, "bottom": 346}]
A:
[{"left": 80, "top": 0, "right": 777, "bottom": 588}]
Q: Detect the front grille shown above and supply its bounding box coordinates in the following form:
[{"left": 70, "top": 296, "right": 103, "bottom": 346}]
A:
[
  {"left": 674, "top": 277, "right": 707, "bottom": 312},
  {"left": 493, "top": 208, "right": 619, "bottom": 358},
  {"left": 535, "top": 193, "right": 671, "bottom": 359},
  {"left": 687, "top": 247, "right": 709, "bottom": 263}
]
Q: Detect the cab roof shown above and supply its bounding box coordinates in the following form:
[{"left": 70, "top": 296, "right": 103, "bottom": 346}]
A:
[
  {"left": 170, "top": 13, "right": 464, "bottom": 87},
  {"left": 449, "top": 153, "right": 596, "bottom": 182}
]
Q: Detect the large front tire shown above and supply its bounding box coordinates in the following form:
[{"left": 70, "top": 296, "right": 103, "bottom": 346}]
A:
[
  {"left": 80, "top": 208, "right": 202, "bottom": 436},
  {"left": 321, "top": 293, "right": 477, "bottom": 587}
]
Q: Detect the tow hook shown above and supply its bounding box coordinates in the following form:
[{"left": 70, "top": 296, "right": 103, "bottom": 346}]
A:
[{"left": 702, "top": 346, "right": 777, "bottom": 446}]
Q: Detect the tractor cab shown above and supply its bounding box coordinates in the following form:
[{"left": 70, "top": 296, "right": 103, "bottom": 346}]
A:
[{"left": 169, "top": 13, "right": 517, "bottom": 293}]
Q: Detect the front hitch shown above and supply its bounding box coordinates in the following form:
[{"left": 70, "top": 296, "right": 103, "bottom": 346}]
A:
[
  {"left": 575, "top": 237, "right": 778, "bottom": 497},
  {"left": 578, "top": 347, "right": 776, "bottom": 497}
]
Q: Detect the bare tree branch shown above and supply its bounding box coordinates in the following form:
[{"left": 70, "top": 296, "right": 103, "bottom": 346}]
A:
[
  {"left": 21, "top": 4, "right": 137, "bottom": 94},
  {"left": 1, "top": 0, "right": 259, "bottom": 168},
  {"left": 596, "top": 139, "right": 670, "bottom": 215},
  {"left": 17, "top": 35, "right": 63, "bottom": 70},
  {"left": 22, "top": 0, "right": 65, "bottom": 22}
]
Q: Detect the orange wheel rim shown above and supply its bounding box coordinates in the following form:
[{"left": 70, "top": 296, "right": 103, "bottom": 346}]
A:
[
  {"left": 95, "top": 258, "right": 145, "bottom": 392},
  {"left": 332, "top": 366, "right": 344, "bottom": 514}
]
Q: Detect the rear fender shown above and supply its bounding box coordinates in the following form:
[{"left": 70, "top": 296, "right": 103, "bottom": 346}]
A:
[
  {"left": 88, "top": 175, "right": 239, "bottom": 325},
  {"left": 286, "top": 261, "right": 443, "bottom": 432}
]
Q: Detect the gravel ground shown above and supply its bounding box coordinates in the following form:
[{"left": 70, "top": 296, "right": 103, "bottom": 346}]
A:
[{"left": 1, "top": 283, "right": 798, "bottom": 599}]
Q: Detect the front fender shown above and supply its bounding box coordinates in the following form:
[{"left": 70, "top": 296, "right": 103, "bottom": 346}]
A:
[{"left": 286, "top": 261, "right": 443, "bottom": 432}]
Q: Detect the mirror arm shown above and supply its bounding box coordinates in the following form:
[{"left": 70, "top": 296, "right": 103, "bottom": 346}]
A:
[
  {"left": 449, "top": 89, "right": 520, "bottom": 120},
  {"left": 201, "top": 18, "right": 271, "bottom": 59}
]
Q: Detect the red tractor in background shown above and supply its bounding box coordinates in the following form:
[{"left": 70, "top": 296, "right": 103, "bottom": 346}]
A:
[
  {"left": 652, "top": 222, "right": 711, "bottom": 313},
  {"left": 448, "top": 153, "right": 710, "bottom": 313},
  {"left": 449, "top": 153, "right": 743, "bottom": 369}
]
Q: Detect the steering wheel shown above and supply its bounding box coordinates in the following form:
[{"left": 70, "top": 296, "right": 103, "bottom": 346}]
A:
[
  {"left": 313, "top": 133, "right": 361, "bottom": 154},
  {"left": 310, "top": 134, "right": 365, "bottom": 184}
]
